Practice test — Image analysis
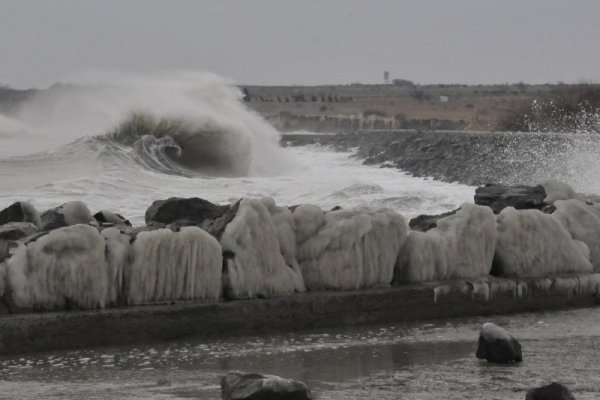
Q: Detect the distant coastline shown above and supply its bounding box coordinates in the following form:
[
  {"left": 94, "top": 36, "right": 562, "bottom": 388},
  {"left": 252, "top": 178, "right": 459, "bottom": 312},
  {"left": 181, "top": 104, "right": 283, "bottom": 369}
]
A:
[{"left": 241, "top": 82, "right": 600, "bottom": 133}]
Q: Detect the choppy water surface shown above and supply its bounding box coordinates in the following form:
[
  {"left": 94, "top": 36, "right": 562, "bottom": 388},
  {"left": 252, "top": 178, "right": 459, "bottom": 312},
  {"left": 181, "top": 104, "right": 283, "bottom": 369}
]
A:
[
  {"left": 0, "top": 145, "right": 474, "bottom": 225},
  {"left": 1, "top": 307, "right": 599, "bottom": 399}
]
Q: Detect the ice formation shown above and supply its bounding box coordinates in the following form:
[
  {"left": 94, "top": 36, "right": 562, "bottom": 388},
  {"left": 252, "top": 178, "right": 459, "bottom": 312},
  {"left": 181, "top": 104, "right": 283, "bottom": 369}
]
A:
[
  {"left": 552, "top": 199, "right": 600, "bottom": 270},
  {"left": 395, "top": 204, "right": 496, "bottom": 283},
  {"left": 6, "top": 224, "right": 109, "bottom": 309},
  {"left": 261, "top": 198, "right": 306, "bottom": 292},
  {"left": 295, "top": 205, "right": 407, "bottom": 291},
  {"left": 101, "top": 228, "right": 131, "bottom": 304},
  {"left": 127, "top": 226, "right": 222, "bottom": 304},
  {"left": 0, "top": 261, "right": 6, "bottom": 297},
  {"left": 493, "top": 207, "right": 593, "bottom": 277},
  {"left": 220, "top": 198, "right": 305, "bottom": 299},
  {"left": 540, "top": 180, "right": 583, "bottom": 204},
  {"left": 19, "top": 202, "right": 42, "bottom": 228}
]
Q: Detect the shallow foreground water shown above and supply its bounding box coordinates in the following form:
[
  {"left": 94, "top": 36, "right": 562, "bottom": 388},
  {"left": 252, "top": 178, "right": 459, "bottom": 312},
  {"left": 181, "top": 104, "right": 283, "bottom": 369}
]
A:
[{"left": 0, "top": 307, "right": 598, "bottom": 399}]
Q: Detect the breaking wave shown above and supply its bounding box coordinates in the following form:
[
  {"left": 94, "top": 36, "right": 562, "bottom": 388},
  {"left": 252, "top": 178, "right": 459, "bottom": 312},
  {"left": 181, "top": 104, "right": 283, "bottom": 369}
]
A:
[
  {"left": 101, "top": 113, "right": 253, "bottom": 176},
  {"left": 0, "top": 71, "right": 291, "bottom": 177}
]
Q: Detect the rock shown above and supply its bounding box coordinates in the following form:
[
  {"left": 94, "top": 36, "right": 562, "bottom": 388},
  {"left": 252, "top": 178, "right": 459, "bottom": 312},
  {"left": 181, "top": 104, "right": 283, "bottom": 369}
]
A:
[
  {"left": 0, "top": 222, "right": 39, "bottom": 241},
  {"left": 0, "top": 201, "right": 41, "bottom": 228},
  {"left": 526, "top": 382, "right": 576, "bottom": 400},
  {"left": 476, "top": 322, "right": 522, "bottom": 363},
  {"left": 221, "top": 371, "right": 313, "bottom": 400},
  {"left": 145, "top": 197, "right": 239, "bottom": 239},
  {"left": 93, "top": 210, "right": 132, "bottom": 227},
  {"left": 156, "top": 378, "right": 171, "bottom": 386},
  {"left": 474, "top": 184, "right": 547, "bottom": 214},
  {"left": 395, "top": 204, "right": 496, "bottom": 283},
  {"left": 541, "top": 180, "right": 584, "bottom": 204},
  {"left": 40, "top": 201, "right": 96, "bottom": 231},
  {"left": 0, "top": 222, "right": 39, "bottom": 262},
  {"left": 552, "top": 199, "right": 600, "bottom": 270},
  {"left": 492, "top": 208, "right": 593, "bottom": 277},
  {"left": 408, "top": 209, "right": 457, "bottom": 232}
]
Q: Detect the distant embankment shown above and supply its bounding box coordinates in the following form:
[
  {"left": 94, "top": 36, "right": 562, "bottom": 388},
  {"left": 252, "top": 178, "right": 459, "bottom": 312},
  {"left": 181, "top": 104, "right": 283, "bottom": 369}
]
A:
[
  {"left": 244, "top": 83, "right": 600, "bottom": 132},
  {"left": 282, "top": 130, "right": 600, "bottom": 188}
]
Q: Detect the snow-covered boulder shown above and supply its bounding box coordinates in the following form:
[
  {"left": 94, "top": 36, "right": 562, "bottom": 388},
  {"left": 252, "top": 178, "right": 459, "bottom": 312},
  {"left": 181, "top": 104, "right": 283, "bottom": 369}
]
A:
[
  {"left": 221, "top": 372, "right": 313, "bottom": 400},
  {"left": 493, "top": 207, "right": 593, "bottom": 277},
  {"left": 553, "top": 199, "right": 600, "bottom": 270},
  {"left": 6, "top": 224, "right": 109, "bottom": 309},
  {"left": 296, "top": 206, "right": 407, "bottom": 291},
  {"left": 526, "top": 382, "right": 576, "bottom": 400},
  {"left": 0, "top": 201, "right": 41, "bottom": 228},
  {"left": 40, "top": 201, "right": 96, "bottom": 231},
  {"left": 221, "top": 198, "right": 305, "bottom": 299},
  {"left": 394, "top": 204, "right": 496, "bottom": 283},
  {"left": 476, "top": 322, "right": 522, "bottom": 363},
  {"left": 127, "top": 226, "right": 222, "bottom": 304}
]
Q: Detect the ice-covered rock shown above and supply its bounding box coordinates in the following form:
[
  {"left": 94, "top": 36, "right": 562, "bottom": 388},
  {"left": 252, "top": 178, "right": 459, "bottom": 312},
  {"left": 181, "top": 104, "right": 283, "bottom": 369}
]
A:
[
  {"left": 293, "top": 204, "right": 325, "bottom": 244},
  {"left": 101, "top": 228, "right": 131, "bottom": 304},
  {"left": 526, "top": 382, "right": 576, "bottom": 400},
  {"left": 127, "top": 226, "right": 222, "bottom": 304},
  {"left": 474, "top": 183, "right": 547, "bottom": 214},
  {"left": 476, "top": 322, "right": 522, "bottom": 363},
  {"left": 221, "top": 198, "right": 305, "bottom": 299},
  {"left": 94, "top": 210, "right": 132, "bottom": 227},
  {"left": 541, "top": 179, "right": 583, "bottom": 204},
  {"left": 0, "top": 260, "right": 6, "bottom": 299},
  {"left": 40, "top": 201, "right": 96, "bottom": 231},
  {"left": 221, "top": 371, "right": 313, "bottom": 400},
  {"left": 0, "top": 201, "right": 41, "bottom": 228},
  {"left": 6, "top": 224, "right": 109, "bottom": 309},
  {"left": 552, "top": 199, "right": 600, "bottom": 270},
  {"left": 492, "top": 207, "right": 593, "bottom": 277},
  {"left": 262, "top": 198, "right": 306, "bottom": 292},
  {"left": 395, "top": 203, "right": 496, "bottom": 283},
  {"left": 295, "top": 205, "right": 407, "bottom": 291},
  {"left": 0, "top": 222, "right": 39, "bottom": 262}
]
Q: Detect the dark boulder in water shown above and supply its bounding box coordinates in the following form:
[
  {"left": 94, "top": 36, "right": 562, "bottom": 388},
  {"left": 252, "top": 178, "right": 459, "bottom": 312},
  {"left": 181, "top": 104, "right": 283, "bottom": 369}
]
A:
[
  {"left": 408, "top": 209, "right": 458, "bottom": 232},
  {"left": 474, "top": 184, "right": 547, "bottom": 214},
  {"left": 145, "top": 197, "right": 239, "bottom": 239},
  {"left": 40, "top": 201, "right": 96, "bottom": 231},
  {"left": 0, "top": 201, "right": 41, "bottom": 228},
  {"left": 221, "top": 371, "right": 313, "bottom": 400},
  {"left": 526, "top": 382, "right": 576, "bottom": 400},
  {"left": 93, "top": 210, "right": 132, "bottom": 227},
  {"left": 476, "top": 322, "right": 522, "bottom": 363}
]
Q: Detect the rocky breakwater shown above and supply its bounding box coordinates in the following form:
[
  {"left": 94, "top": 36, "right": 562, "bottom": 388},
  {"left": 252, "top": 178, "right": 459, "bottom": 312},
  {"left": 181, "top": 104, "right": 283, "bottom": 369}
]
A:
[
  {"left": 282, "top": 130, "right": 600, "bottom": 187},
  {"left": 1, "top": 179, "right": 600, "bottom": 353}
]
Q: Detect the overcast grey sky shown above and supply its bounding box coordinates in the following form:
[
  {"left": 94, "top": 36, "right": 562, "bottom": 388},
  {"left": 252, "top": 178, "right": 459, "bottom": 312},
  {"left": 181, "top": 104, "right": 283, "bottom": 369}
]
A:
[{"left": 2, "top": 0, "right": 600, "bottom": 88}]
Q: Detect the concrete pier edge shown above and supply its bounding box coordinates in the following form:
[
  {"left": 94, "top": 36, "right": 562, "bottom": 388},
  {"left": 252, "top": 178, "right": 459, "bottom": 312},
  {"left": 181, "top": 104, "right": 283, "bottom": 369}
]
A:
[{"left": 1, "top": 275, "right": 598, "bottom": 355}]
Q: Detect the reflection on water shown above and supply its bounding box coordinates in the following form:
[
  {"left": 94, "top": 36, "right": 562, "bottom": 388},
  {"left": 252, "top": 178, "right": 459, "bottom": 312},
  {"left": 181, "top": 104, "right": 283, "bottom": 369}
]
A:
[{"left": 1, "top": 307, "right": 599, "bottom": 399}]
